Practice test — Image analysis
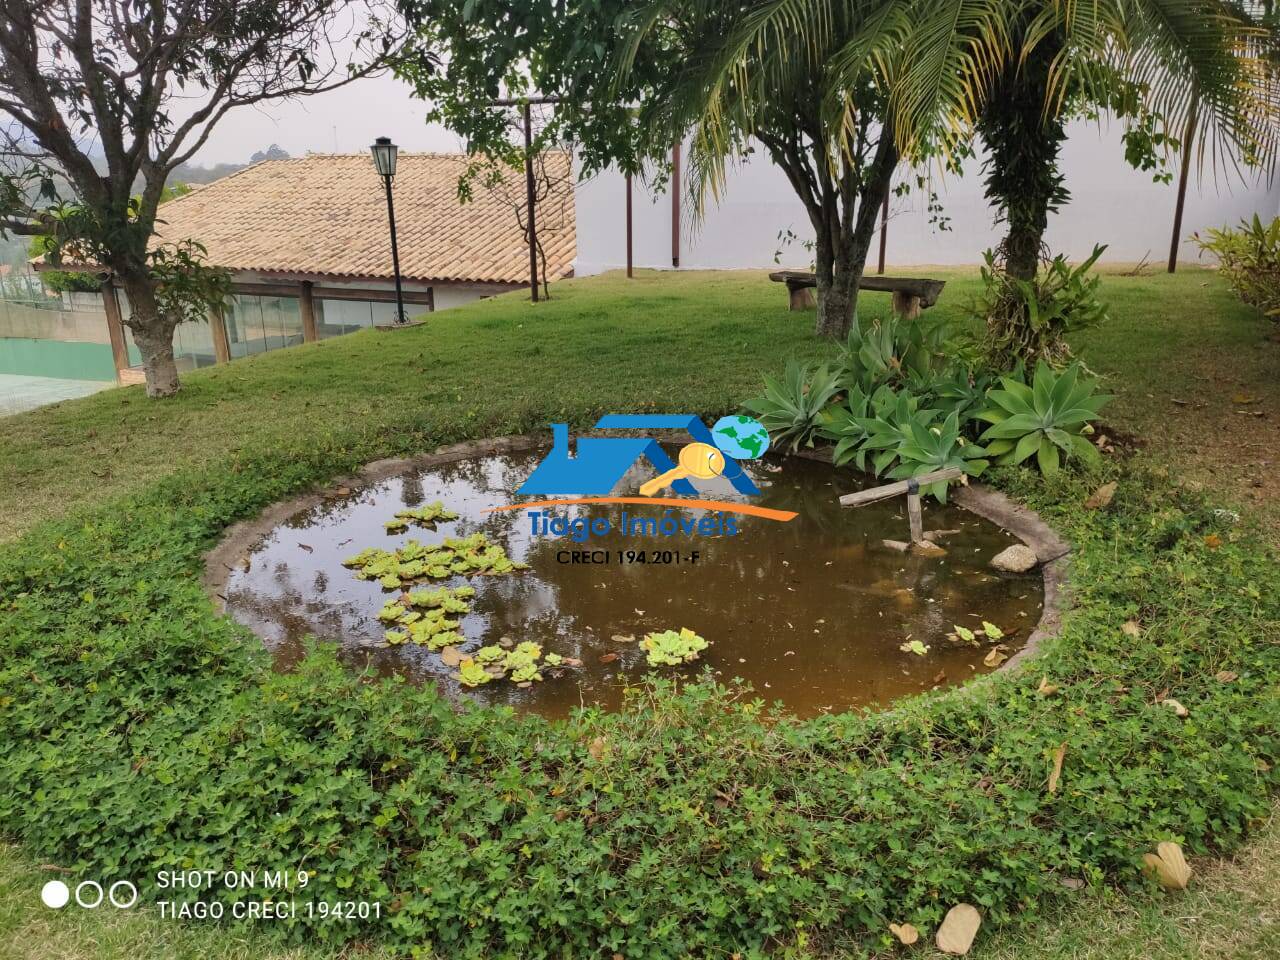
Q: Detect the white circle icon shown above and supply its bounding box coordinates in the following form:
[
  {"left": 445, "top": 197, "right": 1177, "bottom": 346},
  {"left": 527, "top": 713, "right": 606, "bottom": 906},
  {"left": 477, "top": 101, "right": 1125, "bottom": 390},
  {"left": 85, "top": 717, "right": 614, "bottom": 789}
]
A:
[
  {"left": 74, "top": 880, "right": 104, "bottom": 909},
  {"left": 108, "top": 880, "right": 138, "bottom": 909},
  {"left": 40, "top": 880, "right": 70, "bottom": 909}
]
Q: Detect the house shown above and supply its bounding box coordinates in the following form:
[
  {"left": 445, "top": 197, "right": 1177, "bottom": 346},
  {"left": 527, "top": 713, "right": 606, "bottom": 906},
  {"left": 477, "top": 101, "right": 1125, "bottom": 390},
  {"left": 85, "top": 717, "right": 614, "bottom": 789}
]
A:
[{"left": 31, "top": 152, "right": 575, "bottom": 383}]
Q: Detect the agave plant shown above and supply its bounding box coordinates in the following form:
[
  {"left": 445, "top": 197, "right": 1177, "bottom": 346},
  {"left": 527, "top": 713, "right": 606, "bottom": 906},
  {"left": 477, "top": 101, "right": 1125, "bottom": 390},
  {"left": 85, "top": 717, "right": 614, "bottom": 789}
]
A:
[
  {"left": 929, "top": 365, "right": 994, "bottom": 424},
  {"left": 836, "top": 314, "right": 950, "bottom": 393},
  {"left": 977, "top": 362, "right": 1112, "bottom": 476},
  {"left": 816, "top": 382, "right": 875, "bottom": 470},
  {"left": 854, "top": 387, "right": 944, "bottom": 477},
  {"left": 886, "top": 410, "right": 988, "bottom": 502},
  {"left": 741, "top": 360, "right": 843, "bottom": 452}
]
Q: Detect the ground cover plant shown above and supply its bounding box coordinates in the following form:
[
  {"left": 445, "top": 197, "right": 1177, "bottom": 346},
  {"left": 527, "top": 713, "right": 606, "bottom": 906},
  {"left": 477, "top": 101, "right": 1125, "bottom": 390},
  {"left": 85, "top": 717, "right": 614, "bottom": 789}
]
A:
[{"left": 0, "top": 270, "right": 1277, "bottom": 958}]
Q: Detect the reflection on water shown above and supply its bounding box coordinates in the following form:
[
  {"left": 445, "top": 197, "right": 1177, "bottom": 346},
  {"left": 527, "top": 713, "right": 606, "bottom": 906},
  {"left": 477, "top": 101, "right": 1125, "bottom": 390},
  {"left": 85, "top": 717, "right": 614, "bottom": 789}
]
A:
[{"left": 225, "top": 448, "right": 1043, "bottom": 718}]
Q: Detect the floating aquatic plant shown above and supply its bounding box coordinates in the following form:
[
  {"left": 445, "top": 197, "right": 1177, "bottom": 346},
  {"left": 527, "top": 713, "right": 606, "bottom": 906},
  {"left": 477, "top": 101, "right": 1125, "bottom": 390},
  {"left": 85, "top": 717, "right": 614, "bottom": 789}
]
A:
[
  {"left": 899, "top": 639, "right": 930, "bottom": 656},
  {"left": 641, "top": 628, "right": 708, "bottom": 667},
  {"left": 343, "top": 534, "right": 525, "bottom": 589},
  {"left": 384, "top": 501, "right": 460, "bottom": 533},
  {"left": 474, "top": 645, "right": 506, "bottom": 664},
  {"left": 456, "top": 659, "right": 493, "bottom": 687}
]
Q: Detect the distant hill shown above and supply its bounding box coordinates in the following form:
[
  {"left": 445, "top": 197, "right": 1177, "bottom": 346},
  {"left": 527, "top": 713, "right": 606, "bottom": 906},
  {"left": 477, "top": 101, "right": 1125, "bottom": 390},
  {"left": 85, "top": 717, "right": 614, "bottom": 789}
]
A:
[{"left": 168, "top": 143, "right": 291, "bottom": 186}]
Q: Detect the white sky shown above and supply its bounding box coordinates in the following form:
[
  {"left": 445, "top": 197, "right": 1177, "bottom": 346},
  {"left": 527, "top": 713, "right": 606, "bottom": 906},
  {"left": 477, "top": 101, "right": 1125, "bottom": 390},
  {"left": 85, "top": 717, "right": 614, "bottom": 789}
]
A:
[{"left": 185, "top": 70, "right": 462, "bottom": 165}]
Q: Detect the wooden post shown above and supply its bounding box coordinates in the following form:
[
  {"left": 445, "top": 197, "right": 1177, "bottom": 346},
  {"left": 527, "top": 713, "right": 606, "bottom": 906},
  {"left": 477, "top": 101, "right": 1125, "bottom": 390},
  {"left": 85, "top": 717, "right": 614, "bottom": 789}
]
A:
[
  {"left": 299, "top": 280, "right": 318, "bottom": 342},
  {"left": 877, "top": 192, "right": 889, "bottom": 275},
  {"left": 891, "top": 290, "right": 922, "bottom": 319},
  {"left": 906, "top": 481, "right": 924, "bottom": 544},
  {"left": 1167, "top": 91, "right": 1199, "bottom": 274},
  {"left": 839, "top": 467, "right": 963, "bottom": 507},
  {"left": 209, "top": 306, "right": 231, "bottom": 364},
  {"left": 100, "top": 281, "right": 130, "bottom": 381},
  {"left": 625, "top": 170, "right": 634, "bottom": 278},
  {"left": 671, "top": 141, "right": 681, "bottom": 267},
  {"left": 427, "top": 287, "right": 435, "bottom": 312}
]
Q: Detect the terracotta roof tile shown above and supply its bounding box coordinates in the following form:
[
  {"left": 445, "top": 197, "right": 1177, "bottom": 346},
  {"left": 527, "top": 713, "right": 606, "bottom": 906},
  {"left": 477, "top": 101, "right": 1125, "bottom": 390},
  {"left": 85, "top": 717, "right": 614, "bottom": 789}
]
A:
[{"left": 152, "top": 152, "right": 575, "bottom": 285}]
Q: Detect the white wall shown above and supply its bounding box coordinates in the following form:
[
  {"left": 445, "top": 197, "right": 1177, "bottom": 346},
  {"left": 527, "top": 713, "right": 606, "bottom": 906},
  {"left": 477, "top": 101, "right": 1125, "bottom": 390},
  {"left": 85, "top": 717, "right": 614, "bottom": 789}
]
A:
[{"left": 574, "top": 119, "right": 1280, "bottom": 274}]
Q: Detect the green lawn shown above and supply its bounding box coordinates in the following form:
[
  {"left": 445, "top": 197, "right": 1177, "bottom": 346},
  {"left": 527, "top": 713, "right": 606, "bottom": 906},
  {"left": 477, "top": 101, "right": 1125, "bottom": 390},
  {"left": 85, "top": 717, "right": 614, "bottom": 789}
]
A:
[{"left": 0, "top": 267, "right": 1276, "bottom": 960}]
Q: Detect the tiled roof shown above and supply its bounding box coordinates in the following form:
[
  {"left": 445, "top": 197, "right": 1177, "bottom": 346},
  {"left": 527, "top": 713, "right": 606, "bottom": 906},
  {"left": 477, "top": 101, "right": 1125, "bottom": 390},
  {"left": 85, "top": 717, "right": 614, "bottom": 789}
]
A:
[{"left": 151, "top": 152, "right": 575, "bottom": 285}]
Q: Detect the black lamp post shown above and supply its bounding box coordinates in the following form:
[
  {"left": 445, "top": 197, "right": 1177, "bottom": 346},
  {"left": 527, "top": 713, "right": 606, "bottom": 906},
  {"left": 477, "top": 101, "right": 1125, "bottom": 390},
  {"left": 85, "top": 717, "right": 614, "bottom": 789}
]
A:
[{"left": 370, "top": 136, "right": 407, "bottom": 324}]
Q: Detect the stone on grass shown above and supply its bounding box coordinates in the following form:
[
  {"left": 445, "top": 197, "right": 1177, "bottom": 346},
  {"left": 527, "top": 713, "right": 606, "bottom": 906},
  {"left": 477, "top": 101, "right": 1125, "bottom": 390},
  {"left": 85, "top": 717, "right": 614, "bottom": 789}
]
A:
[
  {"left": 990, "top": 544, "right": 1037, "bottom": 573},
  {"left": 935, "top": 904, "right": 982, "bottom": 955}
]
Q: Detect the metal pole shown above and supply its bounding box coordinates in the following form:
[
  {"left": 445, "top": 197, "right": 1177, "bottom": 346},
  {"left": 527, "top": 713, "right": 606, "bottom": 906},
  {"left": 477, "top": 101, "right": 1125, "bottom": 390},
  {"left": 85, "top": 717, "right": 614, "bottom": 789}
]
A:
[
  {"left": 1168, "top": 92, "right": 1199, "bottom": 274},
  {"left": 523, "top": 102, "right": 540, "bottom": 301},
  {"left": 671, "top": 142, "right": 681, "bottom": 267},
  {"left": 381, "top": 175, "right": 407, "bottom": 324},
  {"left": 626, "top": 171, "right": 634, "bottom": 278},
  {"left": 877, "top": 192, "right": 889, "bottom": 275}
]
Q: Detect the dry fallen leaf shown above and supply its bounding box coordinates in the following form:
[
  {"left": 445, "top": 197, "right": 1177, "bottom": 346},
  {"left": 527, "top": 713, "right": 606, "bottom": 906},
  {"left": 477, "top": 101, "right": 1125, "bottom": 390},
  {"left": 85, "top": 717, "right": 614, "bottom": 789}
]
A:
[
  {"left": 599, "top": 652, "right": 619, "bottom": 664},
  {"left": 1084, "top": 481, "right": 1117, "bottom": 510},
  {"left": 611, "top": 634, "right": 636, "bottom": 644},
  {"left": 1143, "top": 841, "right": 1192, "bottom": 889},
  {"left": 438, "top": 646, "right": 465, "bottom": 667},
  {"left": 1161, "top": 698, "right": 1189, "bottom": 718},
  {"left": 1048, "top": 742, "right": 1067, "bottom": 795},
  {"left": 1037, "top": 676, "right": 1059, "bottom": 696},
  {"left": 1214, "top": 670, "right": 1238, "bottom": 683},
  {"left": 935, "top": 904, "right": 982, "bottom": 955},
  {"left": 1203, "top": 533, "right": 1222, "bottom": 550},
  {"left": 1121, "top": 620, "right": 1142, "bottom": 638},
  {"left": 588, "top": 737, "right": 609, "bottom": 762},
  {"left": 1060, "top": 877, "right": 1085, "bottom": 891},
  {"left": 889, "top": 922, "right": 920, "bottom": 946},
  {"left": 982, "top": 645, "right": 1009, "bottom": 668}
]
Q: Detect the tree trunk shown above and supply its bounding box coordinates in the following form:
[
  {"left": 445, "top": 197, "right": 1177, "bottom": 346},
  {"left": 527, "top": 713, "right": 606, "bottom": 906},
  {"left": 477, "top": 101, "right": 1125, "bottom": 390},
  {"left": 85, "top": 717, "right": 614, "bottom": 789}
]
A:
[
  {"left": 815, "top": 235, "right": 860, "bottom": 339},
  {"left": 119, "top": 271, "right": 180, "bottom": 398},
  {"left": 977, "top": 34, "right": 1067, "bottom": 284}
]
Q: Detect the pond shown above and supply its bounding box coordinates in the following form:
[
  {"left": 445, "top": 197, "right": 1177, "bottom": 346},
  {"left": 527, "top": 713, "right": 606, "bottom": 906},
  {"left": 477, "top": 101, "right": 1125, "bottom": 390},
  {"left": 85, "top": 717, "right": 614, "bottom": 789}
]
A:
[{"left": 221, "top": 444, "right": 1043, "bottom": 718}]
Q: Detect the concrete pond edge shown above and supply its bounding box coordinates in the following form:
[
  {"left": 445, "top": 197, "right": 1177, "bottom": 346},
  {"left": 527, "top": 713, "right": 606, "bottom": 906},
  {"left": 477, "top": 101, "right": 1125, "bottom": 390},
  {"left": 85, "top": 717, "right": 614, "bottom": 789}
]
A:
[{"left": 204, "top": 434, "right": 1071, "bottom": 675}]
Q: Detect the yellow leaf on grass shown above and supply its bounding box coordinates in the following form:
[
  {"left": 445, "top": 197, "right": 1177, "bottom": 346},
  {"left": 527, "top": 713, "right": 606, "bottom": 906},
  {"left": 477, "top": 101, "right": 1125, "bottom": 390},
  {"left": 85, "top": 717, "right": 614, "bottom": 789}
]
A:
[
  {"left": 1121, "top": 620, "right": 1142, "bottom": 638},
  {"left": 1084, "top": 481, "right": 1117, "bottom": 509},
  {"left": 1143, "top": 841, "right": 1192, "bottom": 889},
  {"left": 1048, "top": 742, "right": 1067, "bottom": 795},
  {"left": 1037, "top": 676, "right": 1059, "bottom": 696}
]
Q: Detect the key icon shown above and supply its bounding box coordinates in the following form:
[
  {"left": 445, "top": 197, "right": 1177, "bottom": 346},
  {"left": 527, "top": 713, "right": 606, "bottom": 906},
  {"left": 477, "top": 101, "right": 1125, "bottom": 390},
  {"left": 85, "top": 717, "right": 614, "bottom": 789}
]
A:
[{"left": 639, "top": 442, "right": 725, "bottom": 496}]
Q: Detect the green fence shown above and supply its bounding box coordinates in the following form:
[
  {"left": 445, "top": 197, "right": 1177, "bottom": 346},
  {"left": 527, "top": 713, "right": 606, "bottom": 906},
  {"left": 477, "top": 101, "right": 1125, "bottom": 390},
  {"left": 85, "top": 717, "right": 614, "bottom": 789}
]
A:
[{"left": 0, "top": 337, "right": 117, "bottom": 381}]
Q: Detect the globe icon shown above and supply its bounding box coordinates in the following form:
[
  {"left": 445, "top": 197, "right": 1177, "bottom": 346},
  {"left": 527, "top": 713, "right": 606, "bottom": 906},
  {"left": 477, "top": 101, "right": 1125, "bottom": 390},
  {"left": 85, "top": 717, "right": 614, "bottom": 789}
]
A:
[{"left": 710, "top": 415, "right": 770, "bottom": 460}]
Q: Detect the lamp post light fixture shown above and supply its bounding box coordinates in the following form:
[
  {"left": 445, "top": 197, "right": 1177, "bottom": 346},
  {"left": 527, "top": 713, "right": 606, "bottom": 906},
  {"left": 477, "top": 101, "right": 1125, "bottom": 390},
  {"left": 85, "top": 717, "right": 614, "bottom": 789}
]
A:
[{"left": 370, "top": 136, "right": 407, "bottom": 324}]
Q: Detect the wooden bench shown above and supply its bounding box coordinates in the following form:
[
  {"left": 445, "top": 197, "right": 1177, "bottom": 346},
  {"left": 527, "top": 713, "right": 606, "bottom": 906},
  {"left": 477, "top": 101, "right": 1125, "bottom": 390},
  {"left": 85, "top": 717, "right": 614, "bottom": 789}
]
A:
[{"left": 768, "top": 270, "right": 946, "bottom": 318}]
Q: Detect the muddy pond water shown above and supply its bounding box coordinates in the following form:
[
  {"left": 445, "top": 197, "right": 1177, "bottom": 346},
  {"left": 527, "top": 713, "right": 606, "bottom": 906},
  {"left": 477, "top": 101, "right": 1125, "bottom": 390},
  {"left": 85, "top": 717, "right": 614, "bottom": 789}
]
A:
[{"left": 222, "top": 446, "right": 1043, "bottom": 718}]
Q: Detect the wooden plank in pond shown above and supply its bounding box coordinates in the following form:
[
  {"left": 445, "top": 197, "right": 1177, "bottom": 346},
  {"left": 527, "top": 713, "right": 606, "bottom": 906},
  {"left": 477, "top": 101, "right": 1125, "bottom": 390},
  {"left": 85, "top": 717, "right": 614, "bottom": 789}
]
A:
[{"left": 839, "top": 468, "right": 964, "bottom": 507}]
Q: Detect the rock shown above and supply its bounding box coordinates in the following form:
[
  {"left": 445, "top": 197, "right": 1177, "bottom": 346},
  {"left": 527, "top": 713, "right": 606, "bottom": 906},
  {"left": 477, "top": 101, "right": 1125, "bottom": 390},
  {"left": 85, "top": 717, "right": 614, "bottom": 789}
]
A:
[
  {"left": 881, "top": 538, "right": 911, "bottom": 552},
  {"left": 1143, "top": 841, "right": 1192, "bottom": 890},
  {"left": 912, "top": 540, "right": 947, "bottom": 558},
  {"left": 924, "top": 528, "right": 961, "bottom": 541},
  {"left": 990, "top": 544, "right": 1037, "bottom": 573},
  {"left": 889, "top": 922, "right": 920, "bottom": 945},
  {"left": 935, "top": 904, "right": 982, "bottom": 955}
]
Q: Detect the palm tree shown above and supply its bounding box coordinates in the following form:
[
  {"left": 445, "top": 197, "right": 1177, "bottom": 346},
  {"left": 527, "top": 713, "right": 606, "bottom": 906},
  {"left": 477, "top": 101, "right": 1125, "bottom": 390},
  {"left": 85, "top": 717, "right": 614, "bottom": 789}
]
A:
[
  {"left": 618, "top": 0, "right": 1277, "bottom": 343},
  {"left": 615, "top": 2, "right": 912, "bottom": 339}
]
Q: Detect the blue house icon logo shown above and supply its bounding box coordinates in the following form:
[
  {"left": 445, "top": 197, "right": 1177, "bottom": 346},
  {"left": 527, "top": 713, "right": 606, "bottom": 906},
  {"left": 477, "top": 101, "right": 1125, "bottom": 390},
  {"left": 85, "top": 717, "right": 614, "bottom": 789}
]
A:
[{"left": 518, "top": 414, "right": 767, "bottom": 498}]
